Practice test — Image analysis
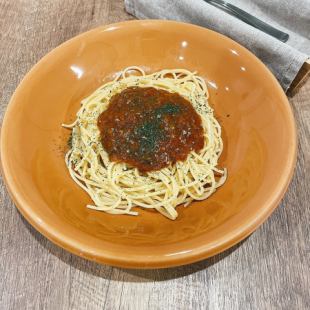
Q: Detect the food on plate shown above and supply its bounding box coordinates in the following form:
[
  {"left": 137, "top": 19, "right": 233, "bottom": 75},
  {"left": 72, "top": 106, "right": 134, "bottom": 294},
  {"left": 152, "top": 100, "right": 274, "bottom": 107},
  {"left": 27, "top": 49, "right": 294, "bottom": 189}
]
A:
[{"left": 63, "top": 67, "right": 226, "bottom": 220}]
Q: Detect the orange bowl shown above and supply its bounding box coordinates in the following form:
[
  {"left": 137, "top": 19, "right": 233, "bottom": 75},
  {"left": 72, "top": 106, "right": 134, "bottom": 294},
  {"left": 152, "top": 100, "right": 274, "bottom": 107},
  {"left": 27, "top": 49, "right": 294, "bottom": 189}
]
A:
[{"left": 0, "top": 20, "right": 296, "bottom": 268}]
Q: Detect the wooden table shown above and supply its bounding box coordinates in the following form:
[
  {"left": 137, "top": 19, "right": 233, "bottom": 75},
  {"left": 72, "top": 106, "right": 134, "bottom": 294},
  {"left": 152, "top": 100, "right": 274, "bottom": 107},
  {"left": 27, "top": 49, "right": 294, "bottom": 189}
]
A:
[{"left": 0, "top": 1, "right": 309, "bottom": 309}]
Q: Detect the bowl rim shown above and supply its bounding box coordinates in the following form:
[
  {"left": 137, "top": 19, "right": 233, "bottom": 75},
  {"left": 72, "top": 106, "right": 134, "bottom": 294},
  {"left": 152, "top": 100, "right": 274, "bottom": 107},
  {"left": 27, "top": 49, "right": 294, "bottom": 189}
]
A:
[{"left": 0, "top": 19, "right": 297, "bottom": 269}]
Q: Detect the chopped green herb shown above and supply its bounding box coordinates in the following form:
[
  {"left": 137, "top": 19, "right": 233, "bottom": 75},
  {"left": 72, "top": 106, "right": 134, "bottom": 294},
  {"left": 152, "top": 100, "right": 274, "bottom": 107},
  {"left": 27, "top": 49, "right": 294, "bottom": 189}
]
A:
[
  {"left": 154, "top": 102, "right": 181, "bottom": 116},
  {"left": 67, "top": 132, "right": 73, "bottom": 148}
]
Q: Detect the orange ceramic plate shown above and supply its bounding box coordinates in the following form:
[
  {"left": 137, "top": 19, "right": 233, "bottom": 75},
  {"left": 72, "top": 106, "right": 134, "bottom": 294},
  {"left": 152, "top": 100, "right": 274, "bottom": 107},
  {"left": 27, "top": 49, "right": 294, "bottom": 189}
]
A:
[{"left": 0, "top": 20, "right": 296, "bottom": 268}]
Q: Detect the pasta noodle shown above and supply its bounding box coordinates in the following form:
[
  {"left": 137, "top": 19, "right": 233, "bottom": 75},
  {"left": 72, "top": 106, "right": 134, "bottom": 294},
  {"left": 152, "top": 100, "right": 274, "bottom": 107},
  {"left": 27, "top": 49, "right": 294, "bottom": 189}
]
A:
[{"left": 62, "top": 67, "right": 227, "bottom": 220}]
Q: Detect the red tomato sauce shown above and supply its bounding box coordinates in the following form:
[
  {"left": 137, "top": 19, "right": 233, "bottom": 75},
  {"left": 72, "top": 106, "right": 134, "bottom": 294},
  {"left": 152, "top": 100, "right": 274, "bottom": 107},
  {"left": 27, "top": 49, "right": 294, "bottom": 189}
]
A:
[{"left": 97, "top": 87, "right": 204, "bottom": 172}]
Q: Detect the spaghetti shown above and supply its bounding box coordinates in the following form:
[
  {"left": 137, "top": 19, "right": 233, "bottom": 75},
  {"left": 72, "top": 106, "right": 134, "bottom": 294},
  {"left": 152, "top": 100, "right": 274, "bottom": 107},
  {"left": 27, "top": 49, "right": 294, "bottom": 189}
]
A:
[{"left": 63, "top": 67, "right": 227, "bottom": 220}]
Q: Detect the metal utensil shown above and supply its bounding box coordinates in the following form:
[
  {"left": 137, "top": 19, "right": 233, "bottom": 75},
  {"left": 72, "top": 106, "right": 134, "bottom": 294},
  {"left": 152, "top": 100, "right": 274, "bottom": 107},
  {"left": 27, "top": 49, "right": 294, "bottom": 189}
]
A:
[{"left": 203, "top": 0, "right": 289, "bottom": 42}]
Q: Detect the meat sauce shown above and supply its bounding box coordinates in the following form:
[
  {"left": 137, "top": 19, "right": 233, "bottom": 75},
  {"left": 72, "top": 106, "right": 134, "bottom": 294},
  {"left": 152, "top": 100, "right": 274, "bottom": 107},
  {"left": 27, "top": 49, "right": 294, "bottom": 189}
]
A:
[{"left": 97, "top": 87, "right": 204, "bottom": 172}]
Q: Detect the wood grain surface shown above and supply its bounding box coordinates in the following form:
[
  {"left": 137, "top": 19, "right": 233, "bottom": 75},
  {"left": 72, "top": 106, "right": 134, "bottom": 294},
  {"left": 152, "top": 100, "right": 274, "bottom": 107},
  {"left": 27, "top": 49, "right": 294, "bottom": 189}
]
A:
[{"left": 0, "top": 1, "right": 309, "bottom": 309}]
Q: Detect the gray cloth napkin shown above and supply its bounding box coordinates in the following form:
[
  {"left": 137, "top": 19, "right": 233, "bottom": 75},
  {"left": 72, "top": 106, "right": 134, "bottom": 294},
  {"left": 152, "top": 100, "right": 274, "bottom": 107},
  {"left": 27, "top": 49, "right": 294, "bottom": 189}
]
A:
[{"left": 125, "top": 0, "right": 310, "bottom": 91}]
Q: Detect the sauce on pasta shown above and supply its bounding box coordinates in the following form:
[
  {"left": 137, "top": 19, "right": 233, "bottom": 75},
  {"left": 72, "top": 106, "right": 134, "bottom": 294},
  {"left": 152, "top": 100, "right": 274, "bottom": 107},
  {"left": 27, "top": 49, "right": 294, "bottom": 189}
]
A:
[{"left": 97, "top": 86, "right": 204, "bottom": 172}]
